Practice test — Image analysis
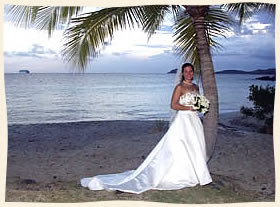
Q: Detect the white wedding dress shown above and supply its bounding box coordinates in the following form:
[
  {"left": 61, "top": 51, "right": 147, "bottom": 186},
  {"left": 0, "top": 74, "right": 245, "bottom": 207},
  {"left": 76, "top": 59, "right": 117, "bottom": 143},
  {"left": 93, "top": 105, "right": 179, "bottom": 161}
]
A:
[{"left": 81, "top": 92, "right": 212, "bottom": 194}]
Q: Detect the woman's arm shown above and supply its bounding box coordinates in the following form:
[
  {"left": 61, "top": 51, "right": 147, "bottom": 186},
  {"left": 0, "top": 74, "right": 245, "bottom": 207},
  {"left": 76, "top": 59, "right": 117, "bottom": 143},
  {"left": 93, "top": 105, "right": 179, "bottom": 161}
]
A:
[{"left": 170, "top": 85, "right": 195, "bottom": 111}]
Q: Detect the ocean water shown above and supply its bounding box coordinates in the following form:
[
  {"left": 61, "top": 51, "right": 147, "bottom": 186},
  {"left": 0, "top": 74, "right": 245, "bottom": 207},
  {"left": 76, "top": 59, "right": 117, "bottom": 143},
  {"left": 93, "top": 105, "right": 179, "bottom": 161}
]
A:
[{"left": 4, "top": 73, "right": 275, "bottom": 125}]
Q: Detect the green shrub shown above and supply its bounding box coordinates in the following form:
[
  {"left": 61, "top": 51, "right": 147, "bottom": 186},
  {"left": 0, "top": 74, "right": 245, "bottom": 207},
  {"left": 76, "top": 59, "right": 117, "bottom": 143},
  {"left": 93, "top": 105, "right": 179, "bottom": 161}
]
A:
[{"left": 240, "top": 84, "right": 275, "bottom": 133}]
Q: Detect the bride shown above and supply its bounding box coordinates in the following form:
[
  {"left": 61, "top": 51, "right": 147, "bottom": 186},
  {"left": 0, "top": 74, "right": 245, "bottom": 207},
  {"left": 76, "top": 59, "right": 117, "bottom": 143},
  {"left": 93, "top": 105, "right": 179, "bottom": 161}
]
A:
[{"left": 81, "top": 63, "right": 212, "bottom": 194}]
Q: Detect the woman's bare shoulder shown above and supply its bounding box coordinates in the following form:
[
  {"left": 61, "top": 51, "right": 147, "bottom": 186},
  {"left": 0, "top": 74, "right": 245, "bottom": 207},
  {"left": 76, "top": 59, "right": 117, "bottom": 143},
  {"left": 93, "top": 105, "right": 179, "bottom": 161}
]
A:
[{"left": 174, "top": 83, "right": 183, "bottom": 91}]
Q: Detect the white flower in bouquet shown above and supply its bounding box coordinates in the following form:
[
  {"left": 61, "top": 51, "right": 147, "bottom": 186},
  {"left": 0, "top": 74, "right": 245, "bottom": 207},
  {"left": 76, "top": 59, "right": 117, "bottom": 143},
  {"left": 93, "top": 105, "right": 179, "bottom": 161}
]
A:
[
  {"left": 179, "top": 93, "right": 197, "bottom": 106},
  {"left": 193, "top": 94, "right": 210, "bottom": 114}
]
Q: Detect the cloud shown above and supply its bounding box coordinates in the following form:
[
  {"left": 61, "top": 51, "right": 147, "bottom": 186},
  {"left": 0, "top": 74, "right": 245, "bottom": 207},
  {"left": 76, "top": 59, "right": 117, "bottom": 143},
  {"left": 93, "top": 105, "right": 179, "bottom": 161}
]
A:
[
  {"left": 4, "top": 51, "right": 42, "bottom": 58},
  {"left": 134, "top": 44, "right": 170, "bottom": 49},
  {"left": 3, "top": 6, "right": 275, "bottom": 74},
  {"left": 31, "top": 44, "right": 57, "bottom": 55},
  {"left": 212, "top": 31, "right": 275, "bottom": 70},
  {"left": 4, "top": 43, "right": 59, "bottom": 58},
  {"left": 242, "top": 22, "right": 271, "bottom": 35},
  {"left": 249, "top": 46, "right": 275, "bottom": 60},
  {"left": 85, "top": 51, "right": 182, "bottom": 73},
  {"left": 112, "top": 52, "right": 130, "bottom": 56},
  {"left": 31, "top": 44, "right": 45, "bottom": 54},
  {"left": 232, "top": 10, "right": 275, "bottom": 37},
  {"left": 211, "top": 10, "right": 275, "bottom": 71}
]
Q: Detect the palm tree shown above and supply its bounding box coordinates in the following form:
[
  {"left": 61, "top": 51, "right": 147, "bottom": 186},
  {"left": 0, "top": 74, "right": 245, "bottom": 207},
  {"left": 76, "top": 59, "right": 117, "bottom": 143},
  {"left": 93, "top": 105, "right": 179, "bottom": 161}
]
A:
[{"left": 7, "top": 3, "right": 275, "bottom": 159}]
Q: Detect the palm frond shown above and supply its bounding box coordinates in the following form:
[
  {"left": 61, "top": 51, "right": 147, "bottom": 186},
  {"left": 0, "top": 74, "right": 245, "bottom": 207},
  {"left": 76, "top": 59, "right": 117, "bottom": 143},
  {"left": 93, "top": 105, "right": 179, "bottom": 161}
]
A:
[
  {"left": 257, "top": 3, "right": 276, "bottom": 13},
  {"left": 62, "top": 7, "right": 147, "bottom": 70},
  {"left": 222, "top": 3, "right": 262, "bottom": 24},
  {"left": 223, "top": 3, "right": 275, "bottom": 24},
  {"left": 141, "top": 5, "right": 181, "bottom": 40},
  {"left": 141, "top": 5, "right": 170, "bottom": 40},
  {"left": 173, "top": 7, "right": 233, "bottom": 72},
  {"left": 170, "top": 5, "right": 182, "bottom": 20},
  {"left": 7, "top": 5, "right": 39, "bottom": 28},
  {"left": 7, "top": 5, "right": 82, "bottom": 37},
  {"left": 205, "top": 7, "right": 234, "bottom": 53},
  {"left": 173, "top": 16, "right": 200, "bottom": 70}
]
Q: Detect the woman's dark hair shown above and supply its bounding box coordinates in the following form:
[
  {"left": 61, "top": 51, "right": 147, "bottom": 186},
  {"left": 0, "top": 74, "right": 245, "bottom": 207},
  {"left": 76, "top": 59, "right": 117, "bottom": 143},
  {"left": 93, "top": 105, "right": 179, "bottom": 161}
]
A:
[{"left": 181, "top": 63, "right": 194, "bottom": 82}]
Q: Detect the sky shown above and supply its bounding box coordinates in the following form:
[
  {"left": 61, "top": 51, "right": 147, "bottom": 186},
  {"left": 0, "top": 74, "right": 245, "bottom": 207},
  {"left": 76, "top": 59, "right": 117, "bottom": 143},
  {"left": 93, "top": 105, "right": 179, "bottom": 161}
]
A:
[{"left": 3, "top": 5, "right": 276, "bottom": 74}]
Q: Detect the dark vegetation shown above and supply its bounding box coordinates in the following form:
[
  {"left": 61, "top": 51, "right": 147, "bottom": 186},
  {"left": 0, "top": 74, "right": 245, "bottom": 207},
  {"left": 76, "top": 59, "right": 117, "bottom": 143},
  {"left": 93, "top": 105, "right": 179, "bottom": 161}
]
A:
[{"left": 240, "top": 84, "right": 275, "bottom": 134}]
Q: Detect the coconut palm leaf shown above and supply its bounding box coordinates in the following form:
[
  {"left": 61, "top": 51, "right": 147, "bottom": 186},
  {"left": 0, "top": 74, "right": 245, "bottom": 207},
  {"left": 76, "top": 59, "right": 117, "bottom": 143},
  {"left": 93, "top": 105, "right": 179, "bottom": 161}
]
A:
[
  {"left": 141, "top": 5, "right": 180, "bottom": 40},
  {"left": 223, "top": 3, "right": 259, "bottom": 24},
  {"left": 173, "top": 16, "right": 199, "bottom": 69},
  {"left": 62, "top": 6, "right": 148, "bottom": 70},
  {"left": 7, "top": 6, "right": 39, "bottom": 27},
  {"left": 221, "top": 3, "right": 276, "bottom": 24},
  {"left": 7, "top": 5, "right": 82, "bottom": 36},
  {"left": 62, "top": 5, "right": 185, "bottom": 70},
  {"left": 257, "top": 3, "right": 276, "bottom": 13},
  {"left": 173, "top": 7, "right": 233, "bottom": 71}
]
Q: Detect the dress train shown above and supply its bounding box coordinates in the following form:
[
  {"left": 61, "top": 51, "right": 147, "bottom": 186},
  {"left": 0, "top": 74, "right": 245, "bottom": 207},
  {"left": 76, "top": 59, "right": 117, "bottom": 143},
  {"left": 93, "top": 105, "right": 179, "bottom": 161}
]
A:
[{"left": 81, "top": 110, "right": 212, "bottom": 194}]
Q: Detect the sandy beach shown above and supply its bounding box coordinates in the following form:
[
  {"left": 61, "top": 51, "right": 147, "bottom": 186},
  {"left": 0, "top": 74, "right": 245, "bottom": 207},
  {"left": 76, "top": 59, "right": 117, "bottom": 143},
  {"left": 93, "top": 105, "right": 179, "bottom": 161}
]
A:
[{"left": 5, "top": 112, "right": 275, "bottom": 203}]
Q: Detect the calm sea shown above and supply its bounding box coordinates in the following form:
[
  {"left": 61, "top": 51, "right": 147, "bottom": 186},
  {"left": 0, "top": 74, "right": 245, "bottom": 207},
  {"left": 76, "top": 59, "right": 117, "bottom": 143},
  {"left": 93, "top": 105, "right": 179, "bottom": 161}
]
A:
[{"left": 4, "top": 73, "right": 275, "bottom": 125}]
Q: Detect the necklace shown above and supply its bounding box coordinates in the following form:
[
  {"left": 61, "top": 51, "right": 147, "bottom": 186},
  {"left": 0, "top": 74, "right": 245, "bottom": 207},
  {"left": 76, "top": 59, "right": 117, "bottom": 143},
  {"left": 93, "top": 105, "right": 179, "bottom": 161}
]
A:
[{"left": 183, "top": 81, "right": 193, "bottom": 85}]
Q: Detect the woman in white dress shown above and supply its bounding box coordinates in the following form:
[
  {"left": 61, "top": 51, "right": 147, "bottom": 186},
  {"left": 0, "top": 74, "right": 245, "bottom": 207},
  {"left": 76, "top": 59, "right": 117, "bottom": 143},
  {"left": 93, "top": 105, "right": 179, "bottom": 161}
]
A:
[{"left": 81, "top": 63, "right": 212, "bottom": 194}]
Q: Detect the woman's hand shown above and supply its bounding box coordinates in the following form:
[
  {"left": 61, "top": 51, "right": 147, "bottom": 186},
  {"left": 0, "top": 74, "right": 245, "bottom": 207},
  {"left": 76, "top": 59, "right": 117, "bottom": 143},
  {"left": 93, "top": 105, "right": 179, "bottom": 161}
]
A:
[{"left": 186, "top": 105, "right": 196, "bottom": 111}]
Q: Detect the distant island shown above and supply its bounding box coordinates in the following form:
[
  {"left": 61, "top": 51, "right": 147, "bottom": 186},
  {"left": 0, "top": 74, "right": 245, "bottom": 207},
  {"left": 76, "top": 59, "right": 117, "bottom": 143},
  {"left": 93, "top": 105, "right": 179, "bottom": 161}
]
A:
[
  {"left": 215, "top": 68, "right": 275, "bottom": 75},
  {"left": 167, "top": 69, "right": 178, "bottom": 74},
  {"left": 19, "top": 70, "right": 30, "bottom": 74},
  {"left": 167, "top": 68, "right": 275, "bottom": 75}
]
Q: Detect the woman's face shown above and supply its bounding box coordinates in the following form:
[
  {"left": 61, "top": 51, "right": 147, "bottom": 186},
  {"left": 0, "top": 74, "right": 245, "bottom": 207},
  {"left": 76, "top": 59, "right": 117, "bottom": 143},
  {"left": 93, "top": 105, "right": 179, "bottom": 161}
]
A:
[{"left": 183, "top": 66, "right": 194, "bottom": 81}]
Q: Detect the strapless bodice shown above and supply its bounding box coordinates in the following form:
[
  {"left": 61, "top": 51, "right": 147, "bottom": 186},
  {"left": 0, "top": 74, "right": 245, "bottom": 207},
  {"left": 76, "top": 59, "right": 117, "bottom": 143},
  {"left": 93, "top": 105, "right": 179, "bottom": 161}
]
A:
[{"left": 179, "top": 92, "right": 198, "bottom": 106}]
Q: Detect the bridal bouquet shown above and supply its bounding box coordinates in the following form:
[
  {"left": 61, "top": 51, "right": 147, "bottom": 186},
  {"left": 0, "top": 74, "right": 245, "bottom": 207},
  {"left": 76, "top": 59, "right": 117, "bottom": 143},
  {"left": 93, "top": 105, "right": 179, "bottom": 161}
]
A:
[{"left": 192, "top": 94, "right": 210, "bottom": 114}]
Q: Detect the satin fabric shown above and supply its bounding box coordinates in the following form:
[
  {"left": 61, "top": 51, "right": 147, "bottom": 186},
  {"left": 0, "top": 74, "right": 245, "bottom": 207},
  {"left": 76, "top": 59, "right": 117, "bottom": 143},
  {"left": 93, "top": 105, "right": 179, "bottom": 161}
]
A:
[{"left": 81, "top": 109, "right": 212, "bottom": 194}]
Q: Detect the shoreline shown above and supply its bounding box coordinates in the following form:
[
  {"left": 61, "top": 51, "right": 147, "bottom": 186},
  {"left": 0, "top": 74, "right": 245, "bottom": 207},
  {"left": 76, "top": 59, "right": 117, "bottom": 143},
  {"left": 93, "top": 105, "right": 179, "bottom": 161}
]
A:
[
  {"left": 7, "top": 110, "right": 241, "bottom": 126},
  {"left": 6, "top": 111, "right": 275, "bottom": 202}
]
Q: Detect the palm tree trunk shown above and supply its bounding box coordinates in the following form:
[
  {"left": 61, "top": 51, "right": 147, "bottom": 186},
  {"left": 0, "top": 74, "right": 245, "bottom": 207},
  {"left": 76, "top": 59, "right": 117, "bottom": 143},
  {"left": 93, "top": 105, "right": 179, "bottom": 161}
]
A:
[{"left": 185, "top": 6, "right": 219, "bottom": 160}]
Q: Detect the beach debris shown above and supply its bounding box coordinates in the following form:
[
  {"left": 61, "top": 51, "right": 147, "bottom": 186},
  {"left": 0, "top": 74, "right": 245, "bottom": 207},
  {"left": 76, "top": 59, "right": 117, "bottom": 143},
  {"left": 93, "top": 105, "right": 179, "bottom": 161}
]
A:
[
  {"left": 260, "top": 183, "right": 269, "bottom": 191},
  {"left": 21, "top": 179, "right": 36, "bottom": 185},
  {"left": 209, "top": 182, "right": 220, "bottom": 190}
]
